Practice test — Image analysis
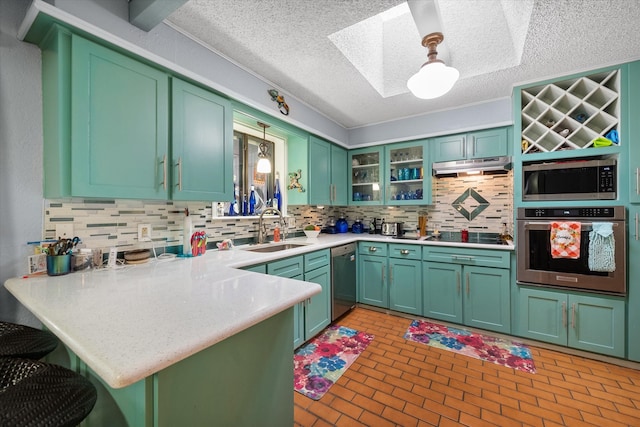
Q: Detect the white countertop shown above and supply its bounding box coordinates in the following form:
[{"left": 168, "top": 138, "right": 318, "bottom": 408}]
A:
[
  {"left": 4, "top": 233, "right": 512, "bottom": 389},
  {"left": 5, "top": 253, "right": 320, "bottom": 389}
]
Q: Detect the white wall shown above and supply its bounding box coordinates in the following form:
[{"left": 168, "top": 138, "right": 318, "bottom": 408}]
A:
[{"left": 0, "top": 0, "right": 44, "bottom": 325}]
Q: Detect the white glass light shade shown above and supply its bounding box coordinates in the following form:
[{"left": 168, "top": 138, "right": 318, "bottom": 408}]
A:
[
  {"left": 407, "top": 61, "right": 459, "bottom": 99},
  {"left": 256, "top": 157, "right": 272, "bottom": 173}
]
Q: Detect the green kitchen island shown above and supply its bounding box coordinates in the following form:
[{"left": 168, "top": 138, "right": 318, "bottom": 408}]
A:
[{"left": 4, "top": 253, "right": 321, "bottom": 426}]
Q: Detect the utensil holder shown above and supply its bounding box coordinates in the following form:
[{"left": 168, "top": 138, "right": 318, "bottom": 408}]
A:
[{"left": 46, "top": 254, "right": 71, "bottom": 276}]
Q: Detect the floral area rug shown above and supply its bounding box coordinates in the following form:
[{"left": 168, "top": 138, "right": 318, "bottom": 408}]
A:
[
  {"left": 294, "top": 325, "right": 374, "bottom": 400},
  {"left": 404, "top": 320, "right": 536, "bottom": 374}
]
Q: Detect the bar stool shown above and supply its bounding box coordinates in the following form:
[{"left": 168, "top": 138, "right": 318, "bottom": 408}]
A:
[
  {"left": 0, "top": 321, "right": 59, "bottom": 360},
  {"left": 0, "top": 356, "right": 97, "bottom": 426}
]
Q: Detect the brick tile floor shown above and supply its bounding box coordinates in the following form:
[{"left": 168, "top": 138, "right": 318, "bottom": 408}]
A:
[{"left": 294, "top": 307, "right": 640, "bottom": 426}]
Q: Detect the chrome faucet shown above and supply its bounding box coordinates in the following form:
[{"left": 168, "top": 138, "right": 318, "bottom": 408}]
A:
[{"left": 258, "top": 207, "right": 286, "bottom": 244}]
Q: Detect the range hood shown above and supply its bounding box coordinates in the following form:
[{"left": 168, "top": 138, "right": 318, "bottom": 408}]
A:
[{"left": 432, "top": 156, "right": 512, "bottom": 177}]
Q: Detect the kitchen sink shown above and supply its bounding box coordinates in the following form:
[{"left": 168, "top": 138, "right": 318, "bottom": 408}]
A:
[{"left": 243, "top": 243, "right": 307, "bottom": 253}]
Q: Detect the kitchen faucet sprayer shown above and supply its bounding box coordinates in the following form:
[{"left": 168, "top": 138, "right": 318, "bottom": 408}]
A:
[{"left": 258, "top": 208, "right": 286, "bottom": 244}]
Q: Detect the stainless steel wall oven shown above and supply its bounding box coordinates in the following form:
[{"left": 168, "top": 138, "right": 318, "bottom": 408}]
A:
[{"left": 517, "top": 206, "right": 626, "bottom": 295}]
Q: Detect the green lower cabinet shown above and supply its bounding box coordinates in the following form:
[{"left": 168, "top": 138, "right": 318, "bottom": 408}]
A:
[
  {"left": 55, "top": 309, "right": 294, "bottom": 426},
  {"left": 389, "top": 257, "right": 422, "bottom": 315},
  {"left": 242, "top": 264, "right": 267, "bottom": 274},
  {"left": 423, "top": 262, "right": 463, "bottom": 324},
  {"left": 358, "top": 243, "right": 422, "bottom": 316},
  {"left": 358, "top": 254, "right": 388, "bottom": 308},
  {"left": 304, "top": 264, "right": 331, "bottom": 338},
  {"left": 463, "top": 266, "right": 510, "bottom": 333},
  {"left": 268, "top": 251, "right": 330, "bottom": 348},
  {"left": 423, "top": 263, "right": 510, "bottom": 334},
  {"left": 518, "top": 287, "right": 625, "bottom": 358}
]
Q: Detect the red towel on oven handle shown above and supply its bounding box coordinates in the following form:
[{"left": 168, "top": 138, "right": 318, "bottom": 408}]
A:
[{"left": 550, "top": 221, "right": 581, "bottom": 259}]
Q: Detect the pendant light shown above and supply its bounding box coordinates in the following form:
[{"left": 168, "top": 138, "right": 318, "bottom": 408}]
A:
[
  {"left": 407, "top": 32, "right": 459, "bottom": 99},
  {"left": 256, "top": 122, "right": 272, "bottom": 174}
]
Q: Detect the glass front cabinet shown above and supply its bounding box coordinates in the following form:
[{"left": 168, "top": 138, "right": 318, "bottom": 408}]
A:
[
  {"left": 349, "top": 147, "right": 384, "bottom": 205},
  {"left": 385, "top": 140, "right": 431, "bottom": 205}
]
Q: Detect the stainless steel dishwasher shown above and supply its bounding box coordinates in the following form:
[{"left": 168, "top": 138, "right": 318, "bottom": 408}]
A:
[{"left": 331, "top": 243, "right": 357, "bottom": 321}]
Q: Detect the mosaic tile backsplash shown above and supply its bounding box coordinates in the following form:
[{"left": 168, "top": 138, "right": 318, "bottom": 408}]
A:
[{"left": 43, "top": 172, "right": 513, "bottom": 252}]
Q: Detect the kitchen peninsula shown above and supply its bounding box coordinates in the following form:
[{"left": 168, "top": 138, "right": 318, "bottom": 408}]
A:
[{"left": 5, "top": 251, "right": 321, "bottom": 426}]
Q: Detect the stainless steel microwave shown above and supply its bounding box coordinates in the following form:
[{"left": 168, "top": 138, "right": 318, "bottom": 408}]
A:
[{"left": 522, "top": 158, "right": 616, "bottom": 201}]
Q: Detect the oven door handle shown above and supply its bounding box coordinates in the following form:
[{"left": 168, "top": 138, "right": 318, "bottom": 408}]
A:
[{"left": 522, "top": 221, "right": 620, "bottom": 231}]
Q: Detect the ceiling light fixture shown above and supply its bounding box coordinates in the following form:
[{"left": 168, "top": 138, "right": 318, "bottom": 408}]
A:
[
  {"left": 256, "top": 122, "right": 272, "bottom": 174},
  {"left": 407, "top": 32, "right": 459, "bottom": 99}
]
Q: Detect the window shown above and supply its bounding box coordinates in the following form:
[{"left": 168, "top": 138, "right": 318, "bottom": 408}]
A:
[{"left": 232, "top": 130, "right": 275, "bottom": 213}]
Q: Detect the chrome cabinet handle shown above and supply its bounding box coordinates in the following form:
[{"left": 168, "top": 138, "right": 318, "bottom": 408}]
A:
[
  {"left": 466, "top": 272, "right": 470, "bottom": 297},
  {"left": 463, "top": 136, "right": 468, "bottom": 158},
  {"left": 369, "top": 246, "right": 377, "bottom": 252},
  {"left": 382, "top": 264, "right": 386, "bottom": 283},
  {"left": 456, "top": 271, "right": 461, "bottom": 294},
  {"left": 571, "top": 303, "right": 576, "bottom": 329},
  {"left": 175, "top": 157, "right": 183, "bottom": 191},
  {"left": 389, "top": 265, "right": 393, "bottom": 285},
  {"left": 400, "top": 249, "right": 410, "bottom": 255},
  {"left": 452, "top": 255, "right": 474, "bottom": 261},
  {"left": 160, "top": 154, "right": 167, "bottom": 190},
  {"left": 636, "top": 168, "right": 639, "bottom": 195},
  {"left": 562, "top": 301, "right": 567, "bottom": 327}
]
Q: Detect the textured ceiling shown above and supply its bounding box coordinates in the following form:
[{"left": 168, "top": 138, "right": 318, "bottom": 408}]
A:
[{"left": 167, "top": 0, "right": 640, "bottom": 129}]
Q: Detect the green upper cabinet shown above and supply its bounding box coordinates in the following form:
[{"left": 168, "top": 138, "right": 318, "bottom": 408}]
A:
[
  {"left": 629, "top": 61, "right": 640, "bottom": 203},
  {"left": 71, "top": 35, "right": 170, "bottom": 199},
  {"left": 331, "top": 144, "right": 348, "bottom": 205},
  {"left": 171, "top": 78, "right": 232, "bottom": 201},
  {"left": 308, "top": 135, "right": 347, "bottom": 206},
  {"left": 308, "top": 136, "right": 331, "bottom": 205},
  {"left": 349, "top": 147, "right": 385, "bottom": 205},
  {"left": 385, "top": 139, "right": 431, "bottom": 205},
  {"left": 41, "top": 27, "right": 233, "bottom": 201},
  {"left": 432, "top": 127, "right": 509, "bottom": 163}
]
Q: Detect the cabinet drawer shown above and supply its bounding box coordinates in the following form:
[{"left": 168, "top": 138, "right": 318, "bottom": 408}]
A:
[
  {"left": 267, "top": 256, "right": 304, "bottom": 278},
  {"left": 242, "top": 264, "right": 266, "bottom": 274},
  {"left": 304, "top": 249, "right": 330, "bottom": 271},
  {"left": 388, "top": 243, "right": 421, "bottom": 260},
  {"left": 423, "top": 247, "right": 510, "bottom": 269},
  {"left": 358, "top": 241, "right": 387, "bottom": 257}
]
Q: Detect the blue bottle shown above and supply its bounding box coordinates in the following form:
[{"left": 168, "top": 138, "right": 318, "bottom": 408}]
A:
[
  {"left": 274, "top": 172, "right": 282, "bottom": 211},
  {"left": 242, "top": 194, "right": 248, "bottom": 216},
  {"left": 249, "top": 185, "right": 256, "bottom": 215}
]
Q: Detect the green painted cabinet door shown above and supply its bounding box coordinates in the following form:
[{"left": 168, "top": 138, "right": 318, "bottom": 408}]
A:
[
  {"left": 293, "top": 301, "right": 304, "bottom": 349},
  {"left": 432, "top": 134, "right": 466, "bottom": 162},
  {"left": 304, "top": 264, "right": 331, "bottom": 339},
  {"left": 349, "top": 147, "right": 385, "bottom": 205},
  {"left": 423, "top": 262, "right": 463, "bottom": 324},
  {"left": 308, "top": 135, "right": 332, "bottom": 205},
  {"left": 389, "top": 258, "right": 422, "bottom": 315},
  {"left": 463, "top": 266, "right": 511, "bottom": 334},
  {"left": 71, "top": 35, "right": 169, "bottom": 199},
  {"left": 518, "top": 287, "right": 625, "bottom": 357},
  {"left": 358, "top": 254, "right": 387, "bottom": 308},
  {"left": 385, "top": 139, "right": 431, "bottom": 205},
  {"left": 171, "top": 78, "right": 232, "bottom": 201},
  {"left": 628, "top": 61, "right": 640, "bottom": 203},
  {"left": 629, "top": 205, "right": 640, "bottom": 361},
  {"left": 568, "top": 294, "right": 625, "bottom": 358},
  {"left": 432, "top": 128, "right": 509, "bottom": 162},
  {"left": 469, "top": 128, "right": 509, "bottom": 159},
  {"left": 518, "top": 287, "right": 567, "bottom": 346},
  {"left": 331, "top": 144, "right": 348, "bottom": 205}
]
